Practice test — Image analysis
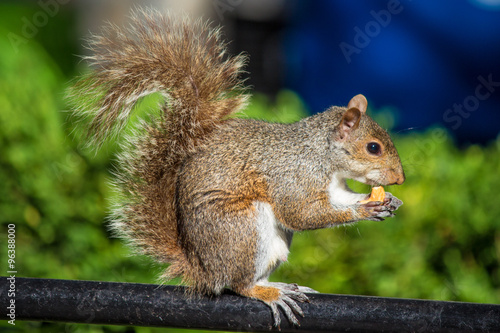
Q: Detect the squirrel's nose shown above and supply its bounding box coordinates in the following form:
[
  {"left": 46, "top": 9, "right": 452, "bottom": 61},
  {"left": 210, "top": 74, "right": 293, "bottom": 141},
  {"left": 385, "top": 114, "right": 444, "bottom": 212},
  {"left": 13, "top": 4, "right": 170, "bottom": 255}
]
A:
[
  {"left": 395, "top": 169, "right": 405, "bottom": 185},
  {"left": 387, "top": 169, "right": 405, "bottom": 185}
]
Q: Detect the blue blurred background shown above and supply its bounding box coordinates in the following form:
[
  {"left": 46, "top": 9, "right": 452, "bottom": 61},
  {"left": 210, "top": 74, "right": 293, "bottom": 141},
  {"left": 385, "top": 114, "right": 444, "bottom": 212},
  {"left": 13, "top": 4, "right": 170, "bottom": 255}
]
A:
[
  {"left": 285, "top": 0, "right": 500, "bottom": 144},
  {"left": 228, "top": 0, "right": 500, "bottom": 144}
]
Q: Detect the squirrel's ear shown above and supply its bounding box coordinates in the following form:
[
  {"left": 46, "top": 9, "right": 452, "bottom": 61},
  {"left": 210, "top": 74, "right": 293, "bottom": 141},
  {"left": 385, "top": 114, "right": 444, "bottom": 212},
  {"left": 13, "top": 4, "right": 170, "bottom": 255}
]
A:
[
  {"left": 347, "top": 94, "right": 368, "bottom": 114},
  {"left": 338, "top": 107, "right": 361, "bottom": 140}
]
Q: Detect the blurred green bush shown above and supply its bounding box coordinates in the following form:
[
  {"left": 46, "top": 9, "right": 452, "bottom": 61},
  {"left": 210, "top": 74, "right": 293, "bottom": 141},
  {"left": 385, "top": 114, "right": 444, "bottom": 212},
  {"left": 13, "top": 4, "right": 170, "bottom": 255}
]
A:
[{"left": 0, "top": 4, "right": 498, "bottom": 333}]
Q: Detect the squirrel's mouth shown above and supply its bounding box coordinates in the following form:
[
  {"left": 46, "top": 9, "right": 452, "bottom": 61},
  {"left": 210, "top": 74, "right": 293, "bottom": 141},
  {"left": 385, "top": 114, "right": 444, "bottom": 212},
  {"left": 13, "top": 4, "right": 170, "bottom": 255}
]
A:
[
  {"left": 364, "top": 179, "right": 382, "bottom": 187},
  {"left": 365, "top": 169, "right": 406, "bottom": 186},
  {"left": 352, "top": 175, "right": 381, "bottom": 187},
  {"left": 355, "top": 169, "right": 404, "bottom": 187}
]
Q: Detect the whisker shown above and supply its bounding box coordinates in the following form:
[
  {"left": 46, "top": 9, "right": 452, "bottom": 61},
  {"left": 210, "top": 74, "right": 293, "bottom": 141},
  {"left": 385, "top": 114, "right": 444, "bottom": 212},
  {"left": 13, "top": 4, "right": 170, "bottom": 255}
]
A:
[{"left": 395, "top": 127, "right": 419, "bottom": 134}]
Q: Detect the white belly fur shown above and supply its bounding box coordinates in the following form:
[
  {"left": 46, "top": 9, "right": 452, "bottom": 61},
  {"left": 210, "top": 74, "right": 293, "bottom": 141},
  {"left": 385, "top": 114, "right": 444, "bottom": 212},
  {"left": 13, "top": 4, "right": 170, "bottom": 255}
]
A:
[{"left": 253, "top": 201, "right": 292, "bottom": 281}]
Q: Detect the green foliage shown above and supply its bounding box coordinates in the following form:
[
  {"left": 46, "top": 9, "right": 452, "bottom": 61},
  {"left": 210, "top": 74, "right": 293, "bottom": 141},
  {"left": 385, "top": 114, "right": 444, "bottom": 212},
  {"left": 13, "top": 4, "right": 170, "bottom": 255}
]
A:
[
  {"left": 235, "top": 89, "right": 309, "bottom": 123},
  {"left": 1, "top": 4, "right": 499, "bottom": 332}
]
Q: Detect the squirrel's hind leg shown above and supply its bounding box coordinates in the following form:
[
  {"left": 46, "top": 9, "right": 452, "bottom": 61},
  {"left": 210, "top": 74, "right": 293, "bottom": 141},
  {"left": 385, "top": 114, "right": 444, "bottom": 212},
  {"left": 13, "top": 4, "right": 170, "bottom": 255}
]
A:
[{"left": 236, "top": 281, "right": 315, "bottom": 328}]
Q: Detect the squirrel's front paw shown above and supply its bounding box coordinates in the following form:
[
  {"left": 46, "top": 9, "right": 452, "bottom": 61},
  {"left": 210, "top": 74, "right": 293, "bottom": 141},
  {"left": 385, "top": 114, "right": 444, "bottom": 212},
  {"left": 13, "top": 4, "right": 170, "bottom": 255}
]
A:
[
  {"left": 359, "top": 192, "right": 403, "bottom": 221},
  {"left": 359, "top": 201, "right": 392, "bottom": 221},
  {"left": 383, "top": 192, "right": 403, "bottom": 212}
]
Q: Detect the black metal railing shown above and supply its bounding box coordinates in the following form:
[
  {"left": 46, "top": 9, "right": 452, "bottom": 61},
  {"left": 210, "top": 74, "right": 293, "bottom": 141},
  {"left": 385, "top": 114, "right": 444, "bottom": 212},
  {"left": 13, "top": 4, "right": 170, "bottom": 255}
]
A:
[{"left": 1, "top": 277, "right": 499, "bottom": 332}]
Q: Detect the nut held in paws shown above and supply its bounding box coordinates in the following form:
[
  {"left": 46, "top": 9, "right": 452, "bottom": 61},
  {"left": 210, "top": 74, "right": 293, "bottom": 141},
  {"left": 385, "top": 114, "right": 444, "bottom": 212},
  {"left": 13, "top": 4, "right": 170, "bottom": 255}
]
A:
[{"left": 360, "top": 186, "right": 385, "bottom": 204}]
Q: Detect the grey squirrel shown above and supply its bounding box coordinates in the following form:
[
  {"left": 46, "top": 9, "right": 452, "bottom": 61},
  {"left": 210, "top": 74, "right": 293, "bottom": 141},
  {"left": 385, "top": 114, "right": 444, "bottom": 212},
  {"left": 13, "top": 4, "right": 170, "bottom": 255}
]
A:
[{"left": 70, "top": 8, "right": 405, "bottom": 328}]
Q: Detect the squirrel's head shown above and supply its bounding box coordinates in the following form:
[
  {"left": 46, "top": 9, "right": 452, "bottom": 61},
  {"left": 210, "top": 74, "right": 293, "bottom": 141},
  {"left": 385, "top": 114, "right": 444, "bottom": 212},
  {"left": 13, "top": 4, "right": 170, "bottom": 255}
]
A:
[{"left": 330, "top": 94, "right": 405, "bottom": 186}]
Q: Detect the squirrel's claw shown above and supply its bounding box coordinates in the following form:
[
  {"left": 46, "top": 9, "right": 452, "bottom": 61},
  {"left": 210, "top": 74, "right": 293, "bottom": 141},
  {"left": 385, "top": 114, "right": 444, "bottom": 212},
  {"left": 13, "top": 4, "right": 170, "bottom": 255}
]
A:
[
  {"left": 268, "top": 301, "right": 284, "bottom": 328},
  {"left": 255, "top": 282, "right": 313, "bottom": 328},
  {"left": 276, "top": 295, "right": 303, "bottom": 326},
  {"left": 270, "top": 294, "right": 304, "bottom": 327},
  {"left": 383, "top": 192, "right": 403, "bottom": 211}
]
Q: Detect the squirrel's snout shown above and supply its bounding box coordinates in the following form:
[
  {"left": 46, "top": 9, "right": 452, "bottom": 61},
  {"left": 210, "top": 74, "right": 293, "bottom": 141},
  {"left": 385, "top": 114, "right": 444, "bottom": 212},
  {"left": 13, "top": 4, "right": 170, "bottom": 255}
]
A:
[{"left": 386, "top": 168, "right": 405, "bottom": 185}]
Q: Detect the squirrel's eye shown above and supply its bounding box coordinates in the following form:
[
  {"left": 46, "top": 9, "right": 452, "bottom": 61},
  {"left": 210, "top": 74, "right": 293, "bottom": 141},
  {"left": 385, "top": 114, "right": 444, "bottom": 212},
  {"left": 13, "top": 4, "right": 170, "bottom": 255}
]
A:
[{"left": 367, "top": 142, "right": 381, "bottom": 155}]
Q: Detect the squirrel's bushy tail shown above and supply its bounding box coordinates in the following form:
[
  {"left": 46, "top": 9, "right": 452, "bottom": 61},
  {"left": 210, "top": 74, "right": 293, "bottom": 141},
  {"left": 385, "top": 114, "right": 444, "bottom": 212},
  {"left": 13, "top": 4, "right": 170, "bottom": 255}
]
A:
[{"left": 69, "top": 8, "right": 248, "bottom": 280}]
